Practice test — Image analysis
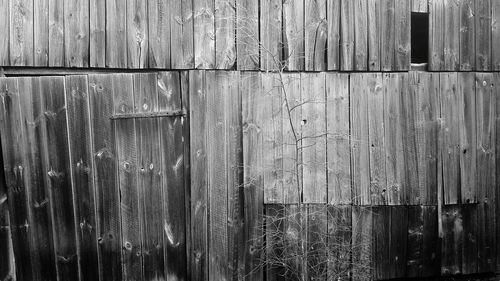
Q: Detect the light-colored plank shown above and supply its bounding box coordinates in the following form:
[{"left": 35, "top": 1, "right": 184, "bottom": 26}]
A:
[
  {"left": 327, "top": 0, "right": 340, "bottom": 70},
  {"left": 171, "top": 0, "right": 195, "bottom": 68},
  {"left": 193, "top": 0, "right": 215, "bottom": 69},
  {"left": 127, "top": 0, "right": 147, "bottom": 68},
  {"left": 380, "top": 0, "right": 395, "bottom": 70},
  {"left": 475, "top": 0, "right": 492, "bottom": 70},
  {"left": 9, "top": 0, "right": 33, "bottom": 65},
  {"left": 34, "top": 0, "right": 49, "bottom": 66},
  {"left": 354, "top": 0, "right": 368, "bottom": 70},
  {"left": 429, "top": 0, "right": 444, "bottom": 70},
  {"left": 65, "top": 0, "right": 89, "bottom": 67},
  {"left": 367, "top": 0, "right": 380, "bottom": 70},
  {"left": 90, "top": 0, "right": 105, "bottom": 67},
  {"left": 459, "top": 0, "right": 475, "bottom": 70},
  {"left": 215, "top": 0, "right": 236, "bottom": 69},
  {"left": 157, "top": 72, "right": 182, "bottom": 112},
  {"left": 148, "top": 0, "right": 171, "bottom": 68},
  {"left": 340, "top": 0, "right": 354, "bottom": 70},
  {"left": 305, "top": 0, "right": 327, "bottom": 71},
  {"left": 411, "top": 0, "right": 427, "bottom": 12},
  {"left": 394, "top": 0, "right": 410, "bottom": 70},
  {"left": 236, "top": 0, "right": 259, "bottom": 70},
  {"left": 283, "top": 0, "right": 304, "bottom": 71},
  {"left": 260, "top": 0, "right": 282, "bottom": 70},
  {"left": 493, "top": 1, "right": 500, "bottom": 70},
  {"left": 48, "top": 0, "right": 64, "bottom": 66},
  {"left": 302, "top": 73, "right": 327, "bottom": 203},
  {"left": 443, "top": 0, "right": 459, "bottom": 70},
  {"left": 106, "top": 0, "right": 127, "bottom": 67}
]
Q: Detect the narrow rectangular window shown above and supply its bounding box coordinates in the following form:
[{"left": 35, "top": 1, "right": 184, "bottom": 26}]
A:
[{"left": 411, "top": 12, "right": 429, "bottom": 65}]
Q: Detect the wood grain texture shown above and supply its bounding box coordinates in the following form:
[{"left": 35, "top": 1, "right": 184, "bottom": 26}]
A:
[
  {"left": 34, "top": 0, "right": 49, "bottom": 66},
  {"left": 326, "top": 73, "right": 350, "bottom": 205},
  {"left": 306, "top": 205, "right": 327, "bottom": 279},
  {"left": 215, "top": 0, "right": 236, "bottom": 69},
  {"left": 193, "top": 0, "right": 215, "bottom": 69},
  {"left": 495, "top": 72, "right": 500, "bottom": 273},
  {"left": 380, "top": 0, "right": 395, "bottom": 70},
  {"left": 283, "top": 0, "right": 304, "bottom": 71},
  {"left": 106, "top": 0, "right": 127, "bottom": 67},
  {"left": 493, "top": 1, "right": 500, "bottom": 70},
  {"left": 90, "top": 0, "right": 106, "bottom": 67},
  {"left": 411, "top": 0, "right": 428, "bottom": 12},
  {"left": 367, "top": 0, "right": 380, "bottom": 70},
  {"left": 9, "top": 0, "right": 33, "bottom": 65},
  {"left": 65, "top": 75, "right": 98, "bottom": 281},
  {"left": 301, "top": 73, "right": 326, "bottom": 203},
  {"left": 422, "top": 206, "right": 440, "bottom": 277},
  {"left": 340, "top": 0, "right": 354, "bottom": 70},
  {"left": 65, "top": 0, "right": 89, "bottom": 67},
  {"left": 148, "top": 0, "right": 171, "bottom": 68},
  {"left": 88, "top": 74, "right": 122, "bottom": 281},
  {"left": 443, "top": 0, "right": 459, "bottom": 70},
  {"left": 265, "top": 205, "right": 285, "bottom": 281},
  {"left": 354, "top": 0, "right": 368, "bottom": 70},
  {"left": 305, "top": 0, "right": 327, "bottom": 71},
  {"left": 373, "top": 206, "right": 390, "bottom": 279},
  {"left": 459, "top": 0, "right": 475, "bottom": 70},
  {"left": 327, "top": 205, "right": 351, "bottom": 280},
  {"left": 429, "top": 0, "right": 444, "bottom": 70},
  {"left": 475, "top": 0, "right": 492, "bottom": 70},
  {"left": 157, "top": 72, "right": 182, "bottom": 112},
  {"left": 170, "top": 0, "right": 194, "bottom": 69},
  {"left": 407, "top": 206, "right": 424, "bottom": 277},
  {"left": 236, "top": 0, "right": 259, "bottom": 70},
  {"left": 441, "top": 205, "right": 463, "bottom": 275},
  {"left": 0, "top": 181, "right": 14, "bottom": 281},
  {"left": 390, "top": 206, "right": 408, "bottom": 278},
  {"left": 327, "top": 0, "right": 340, "bottom": 70},
  {"left": 461, "top": 204, "right": 478, "bottom": 274},
  {"left": 48, "top": 0, "right": 64, "bottom": 66},
  {"left": 0, "top": 0, "right": 8, "bottom": 65},
  {"left": 189, "top": 70, "right": 208, "bottom": 281},
  {"left": 127, "top": 0, "right": 148, "bottom": 68},
  {"left": 351, "top": 206, "right": 372, "bottom": 280},
  {"left": 260, "top": 0, "right": 282, "bottom": 70},
  {"left": 394, "top": 0, "right": 410, "bottom": 70},
  {"left": 350, "top": 74, "right": 370, "bottom": 205}
]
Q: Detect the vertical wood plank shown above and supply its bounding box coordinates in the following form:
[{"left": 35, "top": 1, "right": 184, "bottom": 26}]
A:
[
  {"left": 171, "top": 0, "right": 195, "bottom": 69},
  {"left": 327, "top": 205, "right": 351, "bottom": 280},
  {"left": 215, "top": 0, "right": 236, "bottom": 69},
  {"left": 241, "top": 72, "right": 264, "bottom": 280},
  {"left": 193, "top": 0, "right": 215, "bottom": 69},
  {"left": 157, "top": 72, "right": 182, "bottom": 113},
  {"left": 443, "top": 0, "right": 460, "bottom": 70},
  {"left": 475, "top": 0, "right": 492, "bottom": 70},
  {"left": 411, "top": 0, "right": 428, "bottom": 12},
  {"left": 422, "top": 206, "right": 440, "bottom": 277},
  {"left": 394, "top": 0, "right": 410, "bottom": 70},
  {"left": 48, "top": 0, "right": 64, "bottom": 66},
  {"left": 0, "top": 78, "right": 34, "bottom": 281},
  {"left": 0, "top": 180, "right": 14, "bottom": 281},
  {"left": 429, "top": 0, "right": 444, "bottom": 70},
  {"left": 106, "top": 0, "right": 127, "bottom": 67},
  {"left": 459, "top": 0, "right": 475, "bottom": 70},
  {"left": 367, "top": 73, "right": 386, "bottom": 205},
  {"left": 265, "top": 204, "right": 285, "bottom": 281},
  {"left": 127, "top": 0, "right": 148, "bottom": 68},
  {"left": 90, "top": 0, "right": 106, "bottom": 67},
  {"left": 306, "top": 205, "right": 327, "bottom": 279},
  {"left": 407, "top": 205, "right": 423, "bottom": 277},
  {"left": 189, "top": 70, "right": 208, "bottom": 281},
  {"left": 113, "top": 74, "right": 142, "bottom": 281},
  {"left": 260, "top": 0, "right": 282, "bottom": 70},
  {"left": 148, "top": 0, "right": 171, "bottom": 68},
  {"left": 9, "top": 0, "right": 33, "bottom": 65},
  {"left": 0, "top": 0, "right": 8, "bottom": 65},
  {"left": 88, "top": 74, "right": 122, "bottom": 281},
  {"left": 350, "top": 74, "right": 370, "bottom": 206},
  {"left": 34, "top": 0, "right": 49, "bottom": 66},
  {"left": 495, "top": 72, "right": 500, "bottom": 273},
  {"left": 373, "top": 207, "right": 390, "bottom": 279},
  {"left": 39, "top": 76, "right": 79, "bottom": 280},
  {"left": 440, "top": 73, "right": 460, "bottom": 205},
  {"left": 65, "top": 75, "right": 99, "bottom": 281},
  {"left": 305, "top": 0, "right": 327, "bottom": 71},
  {"left": 340, "top": 0, "right": 354, "bottom": 71},
  {"left": 380, "top": 0, "right": 395, "bottom": 70},
  {"left": 180, "top": 71, "right": 191, "bottom": 280},
  {"left": 236, "top": 0, "right": 259, "bottom": 70},
  {"left": 65, "top": 0, "right": 89, "bottom": 67},
  {"left": 302, "top": 73, "right": 326, "bottom": 203},
  {"left": 441, "top": 205, "right": 463, "bottom": 275},
  {"left": 326, "top": 73, "right": 350, "bottom": 205},
  {"left": 351, "top": 206, "right": 372, "bottom": 280},
  {"left": 461, "top": 204, "right": 478, "bottom": 274},
  {"left": 354, "top": 0, "right": 368, "bottom": 70},
  {"left": 458, "top": 72, "right": 476, "bottom": 203},
  {"left": 493, "top": 1, "right": 500, "bottom": 70},
  {"left": 390, "top": 206, "right": 408, "bottom": 278},
  {"left": 367, "top": 0, "right": 381, "bottom": 70},
  {"left": 327, "top": 0, "right": 340, "bottom": 70},
  {"left": 283, "top": 0, "right": 305, "bottom": 71}
]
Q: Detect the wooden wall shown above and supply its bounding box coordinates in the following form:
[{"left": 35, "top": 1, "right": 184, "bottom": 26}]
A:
[{"left": 0, "top": 0, "right": 411, "bottom": 71}]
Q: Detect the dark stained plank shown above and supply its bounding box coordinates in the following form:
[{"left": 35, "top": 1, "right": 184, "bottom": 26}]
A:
[
  {"left": 475, "top": 0, "right": 492, "bottom": 70},
  {"left": 306, "top": 205, "right": 327, "bottom": 279},
  {"left": 189, "top": 70, "right": 208, "bottom": 281},
  {"left": 367, "top": 0, "right": 380, "bottom": 70},
  {"left": 65, "top": 75, "right": 98, "bottom": 281},
  {"left": 39, "top": 76, "right": 79, "bottom": 280},
  {"left": 0, "top": 183, "right": 14, "bottom": 281},
  {"left": 380, "top": 0, "right": 395, "bottom": 70},
  {"left": 443, "top": 0, "right": 459, "bottom": 70},
  {"left": 215, "top": 0, "right": 236, "bottom": 69},
  {"left": 326, "top": 73, "right": 350, "bottom": 205},
  {"left": 340, "top": 0, "right": 354, "bottom": 70},
  {"left": 106, "top": 0, "right": 127, "bottom": 67},
  {"left": 113, "top": 74, "right": 142, "bottom": 280},
  {"left": 33, "top": 0, "right": 49, "bottom": 66},
  {"left": 241, "top": 72, "right": 264, "bottom": 280},
  {"left": 350, "top": 74, "right": 370, "bottom": 206},
  {"left": 148, "top": 0, "right": 171, "bottom": 68},
  {"left": 127, "top": 0, "right": 148, "bottom": 68},
  {"left": 441, "top": 205, "right": 463, "bottom": 275},
  {"left": 390, "top": 206, "right": 408, "bottom": 278},
  {"left": 429, "top": 0, "right": 444, "bottom": 70},
  {"left": 327, "top": 205, "right": 351, "bottom": 280},
  {"left": 282, "top": 73, "right": 301, "bottom": 204},
  {"left": 373, "top": 207, "right": 390, "bottom": 279},
  {"left": 193, "top": 0, "right": 215, "bottom": 69},
  {"left": 260, "top": 0, "right": 282, "bottom": 70},
  {"left": 48, "top": 0, "right": 64, "bottom": 66},
  {"left": 367, "top": 73, "right": 386, "bottom": 205},
  {"left": 180, "top": 71, "right": 191, "bottom": 280},
  {"left": 283, "top": 0, "right": 305, "bottom": 71},
  {"left": 65, "top": 0, "right": 89, "bottom": 67},
  {"left": 265, "top": 204, "right": 286, "bottom": 281},
  {"left": 301, "top": 73, "right": 327, "bottom": 203},
  {"left": 160, "top": 116, "right": 187, "bottom": 281},
  {"left": 171, "top": 0, "right": 195, "bottom": 69},
  {"left": 394, "top": 0, "right": 410, "bottom": 70},
  {"left": 461, "top": 204, "right": 478, "bottom": 274},
  {"left": 411, "top": 0, "right": 427, "bottom": 12},
  {"left": 9, "top": 0, "right": 33, "bottom": 65},
  {"left": 495, "top": 73, "right": 500, "bottom": 273},
  {"left": 407, "top": 205, "right": 424, "bottom": 277},
  {"left": 327, "top": 0, "right": 340, "bottom": 70},
  {"left": 353, "top": 0, "right": 368, "bottom": 70},
  {"left": 282, "top": 204, "right": 304, "bottom": 280},
  {"left": 0, "top": 78, "right": 34, "bottom": 281},
  {"left": 208, "top": 71, "right": 229, "bottom": 280},
  {"left": 459, "top": 0, "right": 475, "bottom": 70},
  {"left": 457, "top": 72, "right": 476, "bottom": 203},
  {"left": 90, "top": 0, "right": 106, "bottom": 67},
  {"left": 88, "top": 74, "right": 122, "bottom": 281},
  {"left": 305, "top": 0, "right": 327, "bottom": 71},
  {"left": 236, "top": 0, "right": 259, "bottom": 70},
  {"left": 422, "top": 206, "right": 440, "bottom": 277},
  {"left": 493, "top": 1, "right": 500, "bottom": 70},
  {"left": 439, "top": 73, "right": 460, "bottom": 204},
  {"left": 351, "top": 206, "right": 372, "bottom": 280}
]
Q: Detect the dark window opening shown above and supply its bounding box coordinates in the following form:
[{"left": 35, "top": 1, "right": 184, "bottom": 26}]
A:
[{"left": 411, "top": 12, "right": 429, "bottom": 64}]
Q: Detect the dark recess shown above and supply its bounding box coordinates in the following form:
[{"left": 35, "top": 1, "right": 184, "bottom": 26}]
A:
[{"left": 411, "top": 12, "right": 429, "bottom": 64}]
